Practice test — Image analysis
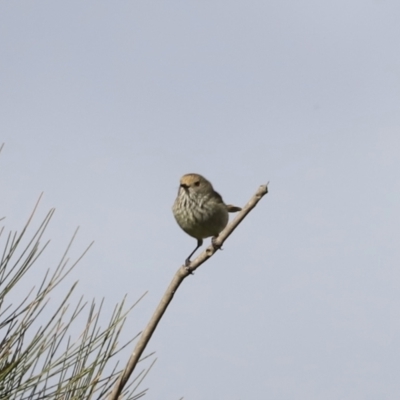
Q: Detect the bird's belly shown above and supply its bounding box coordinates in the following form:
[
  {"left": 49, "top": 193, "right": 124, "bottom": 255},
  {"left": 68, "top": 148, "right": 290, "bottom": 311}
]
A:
[{"left": 178, "top": 207, "right": 229, "bottom": 239}]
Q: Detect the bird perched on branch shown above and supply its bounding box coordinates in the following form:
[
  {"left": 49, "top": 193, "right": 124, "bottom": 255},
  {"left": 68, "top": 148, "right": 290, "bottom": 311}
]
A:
[{"left": 172, "top": 173, "right": 241, "bottom": 266}]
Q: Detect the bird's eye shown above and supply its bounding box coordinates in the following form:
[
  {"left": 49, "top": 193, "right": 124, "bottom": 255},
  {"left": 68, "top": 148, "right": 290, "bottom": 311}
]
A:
[{"left": 194, "top": 181, "right": 200, "bottom": 186}]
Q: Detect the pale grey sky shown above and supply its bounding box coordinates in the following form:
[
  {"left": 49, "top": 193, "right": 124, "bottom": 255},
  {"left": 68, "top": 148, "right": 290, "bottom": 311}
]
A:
[{"left": 1, "top": 1, "right": 400, "bottom": 399}]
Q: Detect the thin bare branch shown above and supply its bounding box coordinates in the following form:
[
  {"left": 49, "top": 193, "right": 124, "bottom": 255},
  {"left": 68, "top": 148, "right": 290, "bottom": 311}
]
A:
[{"left": 108, "top": 183, "right": 269, "bottom": 400}]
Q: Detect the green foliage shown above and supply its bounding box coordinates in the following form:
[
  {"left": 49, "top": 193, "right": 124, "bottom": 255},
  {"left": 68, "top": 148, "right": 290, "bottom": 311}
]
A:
[{"left": 0, "top": 198, "right": 154, "bottom": 400}]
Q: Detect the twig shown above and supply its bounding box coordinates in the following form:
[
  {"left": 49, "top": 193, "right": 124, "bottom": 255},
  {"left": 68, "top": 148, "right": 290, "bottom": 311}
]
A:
[{"left": 108, "top": 183, "right": 269, "bottom": 400}]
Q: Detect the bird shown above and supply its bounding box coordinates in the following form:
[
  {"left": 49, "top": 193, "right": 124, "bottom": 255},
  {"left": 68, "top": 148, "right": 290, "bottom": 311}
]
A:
[{"left": 172, "top": 173, "right": 241, "bottom": 266}]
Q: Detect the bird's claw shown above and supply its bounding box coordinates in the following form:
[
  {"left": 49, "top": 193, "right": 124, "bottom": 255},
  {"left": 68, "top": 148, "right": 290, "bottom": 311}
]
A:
[
  {"left": 184, "top": 258, "right": 194, "bottom": 275},
  {"left": 211, "top": 236, "right": 223, "bottom": 250}
]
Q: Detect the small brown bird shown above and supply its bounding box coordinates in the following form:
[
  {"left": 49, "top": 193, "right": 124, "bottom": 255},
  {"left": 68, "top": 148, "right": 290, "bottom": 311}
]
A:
[{"left": 172, "top": 173, "right": 241, "bottom": 266}]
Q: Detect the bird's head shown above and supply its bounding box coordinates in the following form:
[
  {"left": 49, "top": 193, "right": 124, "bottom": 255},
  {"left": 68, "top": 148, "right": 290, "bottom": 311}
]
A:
[{"left": 179, "top": 173, "right": 213, "bottom": 196}]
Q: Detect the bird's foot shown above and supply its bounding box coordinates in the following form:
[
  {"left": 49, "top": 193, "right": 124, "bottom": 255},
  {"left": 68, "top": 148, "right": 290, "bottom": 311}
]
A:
[
  {"left": 211, "top": 236, "right": 223, "bottom": 250},
  {"left": 184, "top": 258, "right": 194, "bottom": 274}
]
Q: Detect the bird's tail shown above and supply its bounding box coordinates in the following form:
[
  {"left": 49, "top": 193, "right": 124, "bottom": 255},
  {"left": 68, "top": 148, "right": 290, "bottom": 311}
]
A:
[{"left": 226, "top": 204, "right": 241, "bottom": 213}]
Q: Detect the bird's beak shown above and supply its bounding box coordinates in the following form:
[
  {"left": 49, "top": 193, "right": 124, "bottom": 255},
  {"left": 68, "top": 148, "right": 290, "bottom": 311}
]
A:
[{"left": 180, "top": 183, "right": 189, "bottom": 190}]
